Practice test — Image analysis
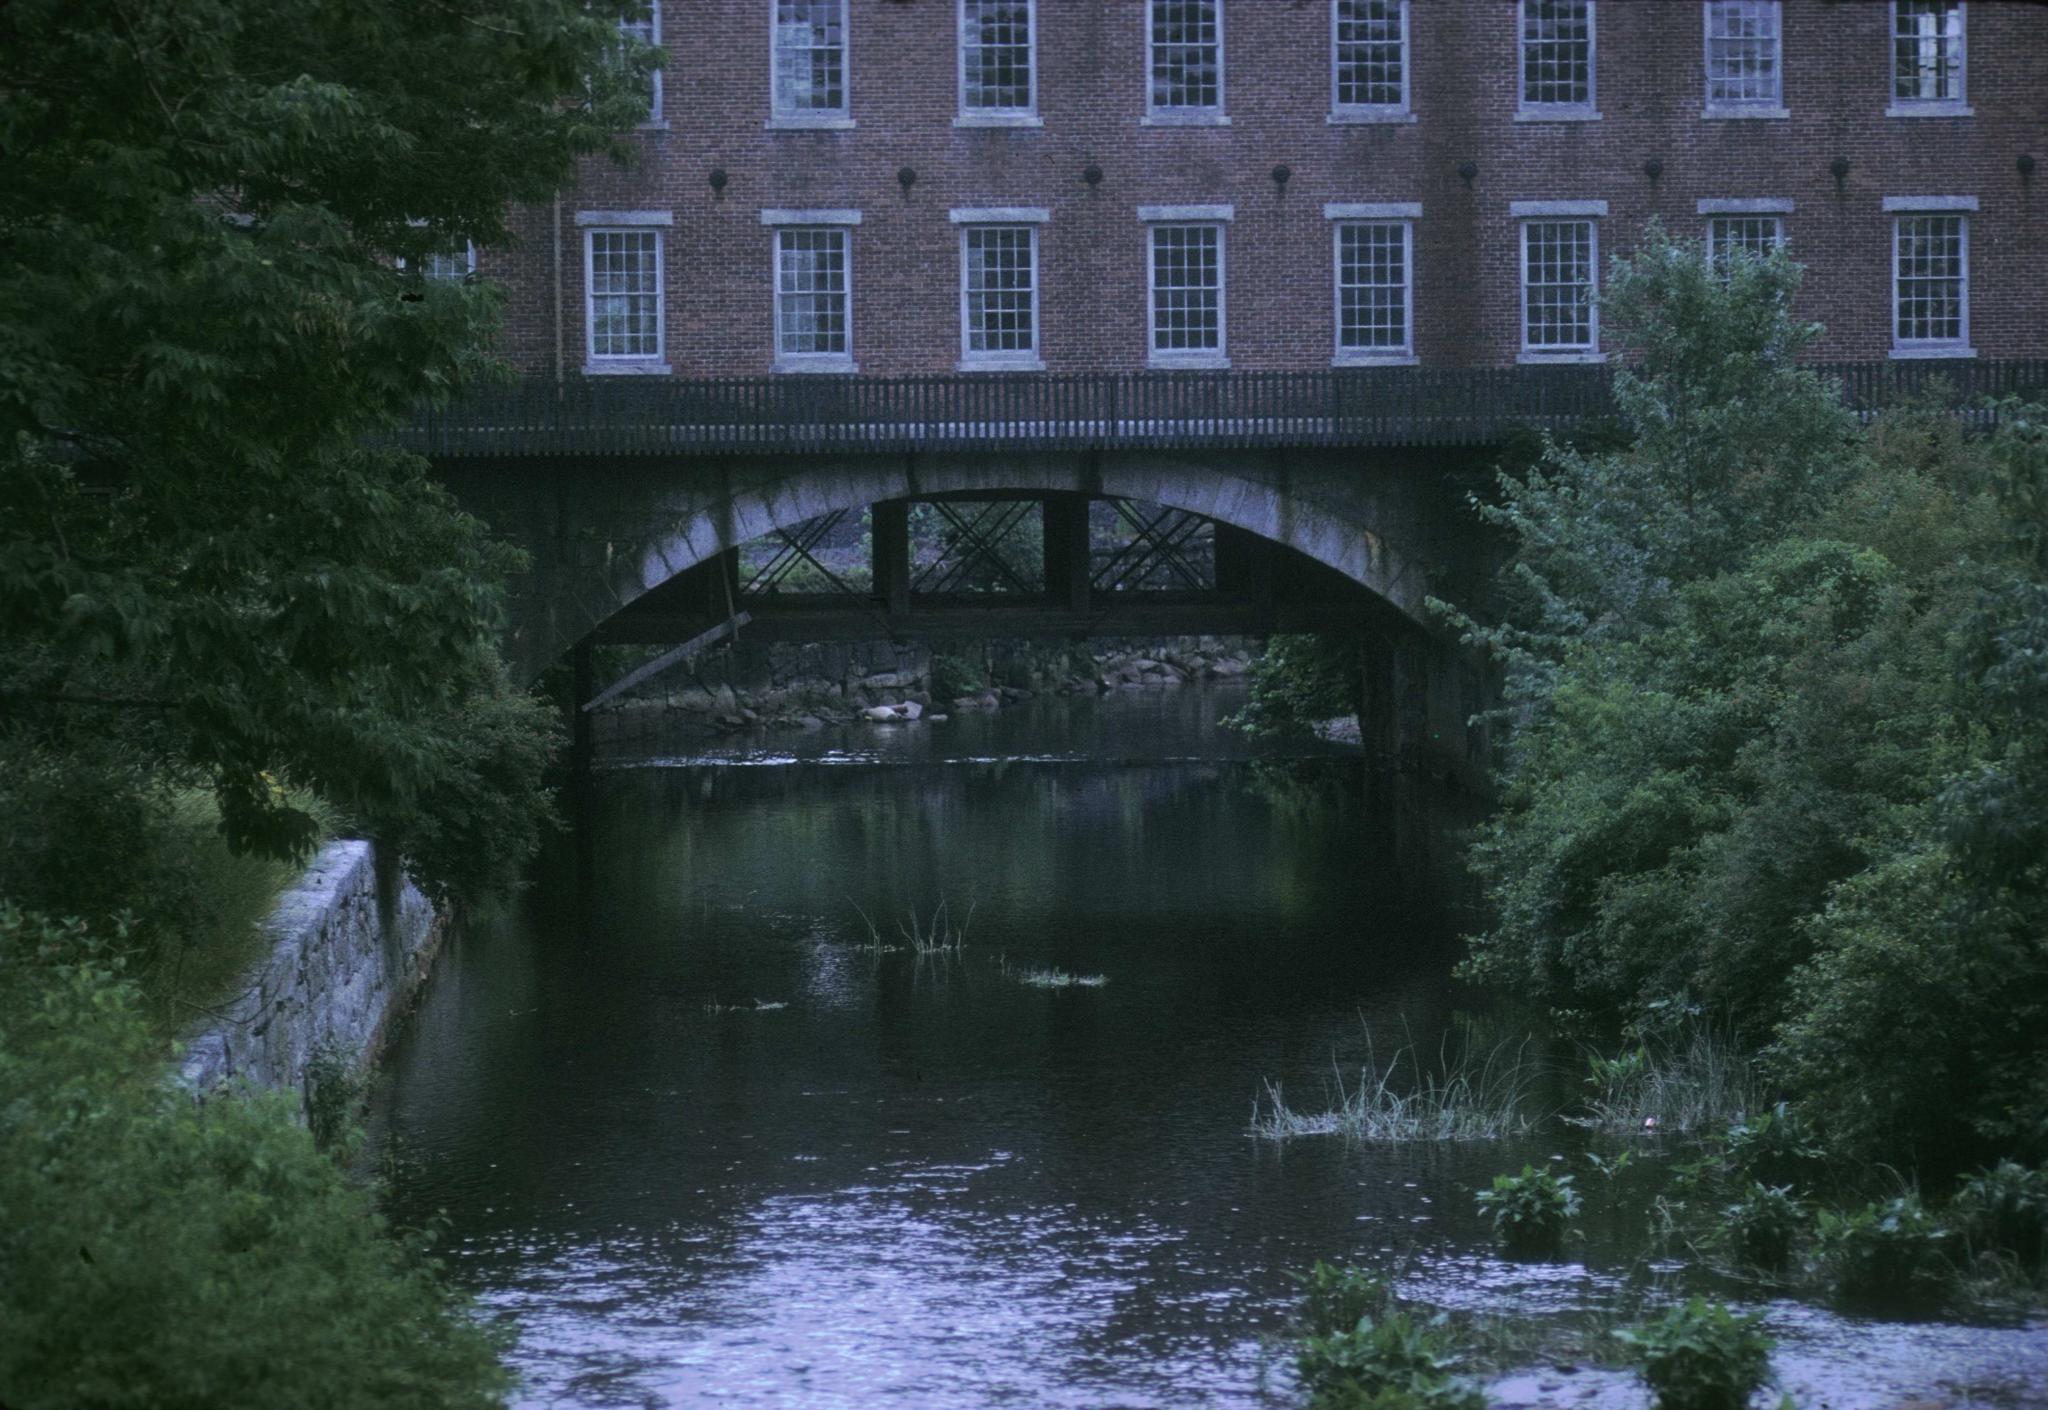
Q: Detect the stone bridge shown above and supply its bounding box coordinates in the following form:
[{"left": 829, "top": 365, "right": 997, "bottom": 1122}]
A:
[{"left": 413, "top": 362, "right": 2042, "bottom": 786}]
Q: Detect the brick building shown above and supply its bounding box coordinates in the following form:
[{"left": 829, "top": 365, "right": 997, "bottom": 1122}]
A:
[{"left": 472, "top": 0, "right": 2047, "bottom": 382}]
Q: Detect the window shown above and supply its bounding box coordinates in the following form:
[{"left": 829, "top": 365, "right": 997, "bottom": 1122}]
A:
[
  {"left": 1332, "top": 0, "right": 1410, "bottom": 120},
  {"left": 1892, "top": 0, "right": 1965, "bottom": 108},
  {"left": 1148, "top": 0, "right": 1224, "bottom": 121},
  {"left": 1146, "top": 220, "right": 1226, "bottom": 366},
  {"left": 1326, "top": 208, "right": 1417, "bottom": 363},
  {"left": 1519, "top": 218, "right": 1598, "bottom": 356},
  {"left": 1890, "top": 205, "right": 1973, "bottom": 355},
  {"left": 956, "top": 217, "right": 1043, "bottom": 369},
  {"left": 1703, "top": 1, "right": 1781, "bottom": 112},
  {"left": 960, "top": 0, "right": 1035, "bottom": 121},
  {"left": 618, "top": 0, "right": 663, "bottom": 124},
  {"left": 1519, "top": 0, "right": 1596, "bottom": 116},
  {"left": 585, "top": 228, "right": 664, "bottom": 370},
  {"left": 773, "top": 0, "right": 848, "bottom": 123},
  {"left": 774, "top": 226, "right": 854, "bottom": 370},
  {"left": 1707, "top": 214, "right": 1784, "bottom": 262},
  {"left": 422, "top": 243, "right": 477, "bottom": 282}
]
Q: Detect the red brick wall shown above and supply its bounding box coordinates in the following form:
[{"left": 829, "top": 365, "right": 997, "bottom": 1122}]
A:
[{"left": 482, "top": 0, "right": 2048, "bottom": 378}]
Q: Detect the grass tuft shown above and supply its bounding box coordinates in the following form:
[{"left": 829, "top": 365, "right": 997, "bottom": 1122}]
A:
[
  {"left": 1250, "top": 1036, "right": 1546, "bottom": 1143},
  {"left": 1575, "top": 1028, "right": 1761, "bottom": 1135},
  {"left": 1015, "top": 967, "right": 1108, "bottom": 989}
]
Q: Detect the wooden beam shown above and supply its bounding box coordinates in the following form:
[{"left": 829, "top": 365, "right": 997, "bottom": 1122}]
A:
[{"left": 581, "top": 612, "right": 752, "bottom": 711}]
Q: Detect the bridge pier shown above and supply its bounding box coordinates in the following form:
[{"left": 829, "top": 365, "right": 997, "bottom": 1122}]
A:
[{"left": 1361, "top": 631, "right": 1490, "bottom": 793}]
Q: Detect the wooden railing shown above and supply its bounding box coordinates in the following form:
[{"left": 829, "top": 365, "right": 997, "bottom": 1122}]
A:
[{"left": 396, "top": 360, "right": 2048, "bottom": 459}]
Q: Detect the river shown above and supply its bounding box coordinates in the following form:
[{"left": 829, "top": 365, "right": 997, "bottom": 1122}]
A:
[{"left": 369, "top": 683, "right": 2048, "bottom": 1409}]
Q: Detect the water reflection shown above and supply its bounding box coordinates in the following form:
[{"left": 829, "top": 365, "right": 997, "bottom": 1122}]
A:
[{"left": 371, "top": 686, "right": 2048, "bottom": 1410}]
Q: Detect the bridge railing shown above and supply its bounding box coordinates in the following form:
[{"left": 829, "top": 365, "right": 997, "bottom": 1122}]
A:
[{"left": 396, "top": 360, "right": 2046, "bottom": 459}]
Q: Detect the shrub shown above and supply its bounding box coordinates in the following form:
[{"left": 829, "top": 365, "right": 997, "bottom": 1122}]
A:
[
  {"left": 1296, "top": 1262, "right": 1390, "bottom": 1337},
  {"left": 929, "top": 651, "right": 989, "bottom": 702},
  {"left": 1714, "top": 1183, "right": 1806, "bottom": 1274},
  {"left": 0, "top": 907, "right": 509, "bottom": 1410},
  {"left": 1476, "top": 1165, "right": 1580, "bottom": 1256},
  {"left": 1814, "top": 1195, "right": 1951, "bottom": 1302},
  {"left": 1618, "top": 1298, "right": 1774, "bottom": 1410},
  {"left": 1718, "top": 1103, "right": 1826, "bottom": 1191},
  {"left": 1950, "top": 1161, "right": 2048, "bottom": 1271},
  {"left": 1296, "top": 1311, "right": 1484, "bottom": 1410}
]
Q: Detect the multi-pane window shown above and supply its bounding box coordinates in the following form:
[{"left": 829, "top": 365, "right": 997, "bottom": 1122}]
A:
[
  {"left": 773, "top": 0, "right": 848, "bottom": 118},
  {"left": 1894, "top": 213, "right": 1967, "bottom": 348},
  {"left": 1335, "top": 222, "right": 1412, "bottom": 357},
  {"left": 1332, "top": 0, "right": 1408, "bottom": 115},
  {"left": 960, "top": 225, "right": 1039, "bottom": 363},
  {"left": 587, "top": 229, "right": 663, "bottom": 363},
  {"left": 1893, "top": 0, "right": 1964, "bottom": 104},
  {"left": 1149, "top": 224, "right": 1225, "bottom": 361},
  {"left": 1707, "top": 214, "right": 1784, "bottom": 262},
  {"left": 423, "top": 244, "right": 476, "bottom": 282},
  {"left": 1521, "top": 220, "right": 1597, "bottom": 352},
  {"left": 618, "top": 0, "right": 662, "bottom": 123},
  {"left": 776, "top": 227, "right": 852, "bottom": 363},
  {"left": 1704, "top": 1, "right": 1780, "bottom": 108},
  {"left": 961, "top": 0, "right": 1034, "bottom": 115},
  {"left": 1520, "top": 0, "right": 1595, "bottom": 111},
  {"left": 1149, "top": 0, "right": 1223, "bottom": 116}
]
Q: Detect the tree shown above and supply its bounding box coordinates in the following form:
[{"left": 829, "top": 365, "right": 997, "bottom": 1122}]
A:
[{"left": 0, "top": 0, "right": 655, "bottom": 905}]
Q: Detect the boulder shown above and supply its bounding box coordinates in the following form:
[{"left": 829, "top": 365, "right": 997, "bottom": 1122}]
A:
[
  {"left": 896, "top": 700, "right": 923, "bottom": 720},
  {"left": 862, "top": 705, "right": 901, "bottom": 723}
]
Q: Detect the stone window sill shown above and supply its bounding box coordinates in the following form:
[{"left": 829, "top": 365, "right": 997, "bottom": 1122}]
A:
[
  {"left": 583, "top": 360, "right": 671, "bottom": 376},
  {"left": 957, "top": 356, "right": 1046, "bottom": 373},
  {"left": 1886, "top": 102, "right": 1973, "bottom": 118},
  {"left": 1334, "top": 352, "right": 1418, "bottom": 367},
  {"left": 954, "top": 112, "right": 1043, "bottom": 129},
  {"left": 1328, "top": 109, "right": 1417, "bottom": 125},
  {"left": 1141, "top": 112, "right": 1230, "bottom": 127},
  {"left": 773, "top": 356, "right": 859, "bottom": 374},
  {"left": 1148, "top": 353, "right": 1230, "bottom": 370},
  {"left": 1515, "top": 106, "right": 1602, "bottom": 123},
  {"left": 766, "top": 114, "right": 856, "bottom": 131},
  {"left": 1889, "top": 344, "right": 1977, "bottom": 360},
  {"left": 1702, "top": 104, "right": 1788, "bottom": 120},
  {"left": 1517, "top": 349, "right": 1607, "bottom": 365}
]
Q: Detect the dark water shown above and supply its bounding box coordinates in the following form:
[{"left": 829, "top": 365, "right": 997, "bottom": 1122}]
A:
[{"left": 371, "top": 687, "right": 2048, "bottom": 1410}]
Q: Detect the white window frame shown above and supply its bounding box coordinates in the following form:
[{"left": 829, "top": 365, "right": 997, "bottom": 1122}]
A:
[
  {"left": 957, "top": 0, "right": 1040, "bottom": 127},
  {"left": 578, "top": 212, "right": 671, "bottom": 376},
  {"left": 769, "top": 0, "right": 853, "bottom": 129},
  {"left": 1701, "top": 1, "right": 1786, "bottom": 118},
  {"left": 1884, "top": 196, "right": 1977, "bottom": 359},
  {"left": 1888, "top": 0, "right": 1970, "bottom": 116},
  {"left": 1140, "top": 206, "right": 1233, "bottom": 369},
  {"left": 1698, "top": 198, "right": 1792, "bottom": 262},
  {"left": 620, "top": 0, "right": 664, "bottom": 127},
  {"left": 1144, "top": 0, "right": 1228, "bottom": 126},
  {"left": 763, "top": 209, "right": 860, "bottom": 373},
  {"left": 422, "top": 241, "right": 478, "bottom": 282},
  {"left": 953, "top": 210, "right": 1048, "bottom": 372},
  {"left": 1330, "top": 0, "right": 1415, "bottom": 124},
  {"left": 1517, "top": 0, "right": 1601, "bottom": 121},
  {"left": 1512, "top": 201, "right": 1605, "bottom": 363},
  {"left": 1325, "top": 203, "right": 1419, "bottom": 365}
]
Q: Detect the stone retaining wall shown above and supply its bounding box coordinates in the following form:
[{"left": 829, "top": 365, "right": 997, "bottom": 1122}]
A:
[{"left": 178, "top": 839, "right": 439, "bottom": 1098}]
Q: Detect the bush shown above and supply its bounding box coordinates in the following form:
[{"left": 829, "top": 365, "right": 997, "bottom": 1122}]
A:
[
  {"left": 1717, "top": 1103, "right": 1826, "bottom": 1192},
  {"left": 1618, "top": 1298, "right": 1774, "bottom": 1410},
  {"left": 1296, "top": 1262, "right": 1391, "bottom": 1337},
  {"left": 0, "top": 907, "right": 509, "bottom": 1410},
  {"left": 929, "top": 651, "right": 989, "bottom": 702},
  {"left": 1951, "top": 1161, "right": 2048, "bottom": 1271},
  {"left": 1476, "top": 1165, "right": 1580, "bottom": 1256},
  {"left": 1814, "top": 1195, "right": 1951, "bottom": 1302},
  {"left": 1296, "top": 1311, "right": 1484, "bottom": 1410},
  {"left": 1714, "top": 1183, "right": 1806, "bottom": 1274},
  {"left": 1227, "top": 634, "right": 1360, "bottom": 739}
]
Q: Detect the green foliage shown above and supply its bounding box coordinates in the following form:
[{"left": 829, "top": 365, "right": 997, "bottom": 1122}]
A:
[
  {"left": 1476, "top": 1164, "right": 1580, "bottom": 1255},
  {"left": 1449, "top": 229, "right": 2048, "bottom": 1174},
  {"left": 1296, "top": 1262, "right": 1392, "bottom": 1337},
  {"left": 303, "top": 1041, "right": 365, "bottom": 1158},
  {"left": 1715, "top": 1184, "right": 1807, "bottom": 1274},
  {"left": 0, "top": 906, "right": 509, "bottom": 1410},
  {"left": 1814, "top": 1195, "right": 1951, "bottom": 1302},
  {"left": 1717, "top": 1103, "right": 1826, "bottom": 1192},
  {"left": 0, "top": 0, "right": 641, "bottom": 902},
  {"left": 1617, "top": 1298, "right": 1774, "bottom": 1410},
  {"left": 1950, "top": 1161, "right": 2048, "bottom": 1271},
  {"left": 1296, "top": 1310, "right": 1484, "bottom": 1410},
  {"left": 1227, "top": 634, "right": 1360, "bottom": 739},
  {"left": 930, "top": 651, "right": 991, "bottom": 702}
]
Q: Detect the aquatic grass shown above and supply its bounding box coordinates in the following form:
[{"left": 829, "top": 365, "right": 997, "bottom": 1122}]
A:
[
  {"left": 1249, "top": 1037, "right": 1547, "bottom": 1143},
  {"left": 899, "top": 898, "right": 974, "bottom": 957},
  {"left": 1013, "top": 967, "right": 1108, "bottom": 989},
  {"left": 701, "top": 1000, "right": 789, "bottom": 1015},
  {"left": 847, "top": 900, "right": 904, "bottom": 955},
  {"left": 1576, "top": 1027, "right": 1761, "bottom": 1135}
]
